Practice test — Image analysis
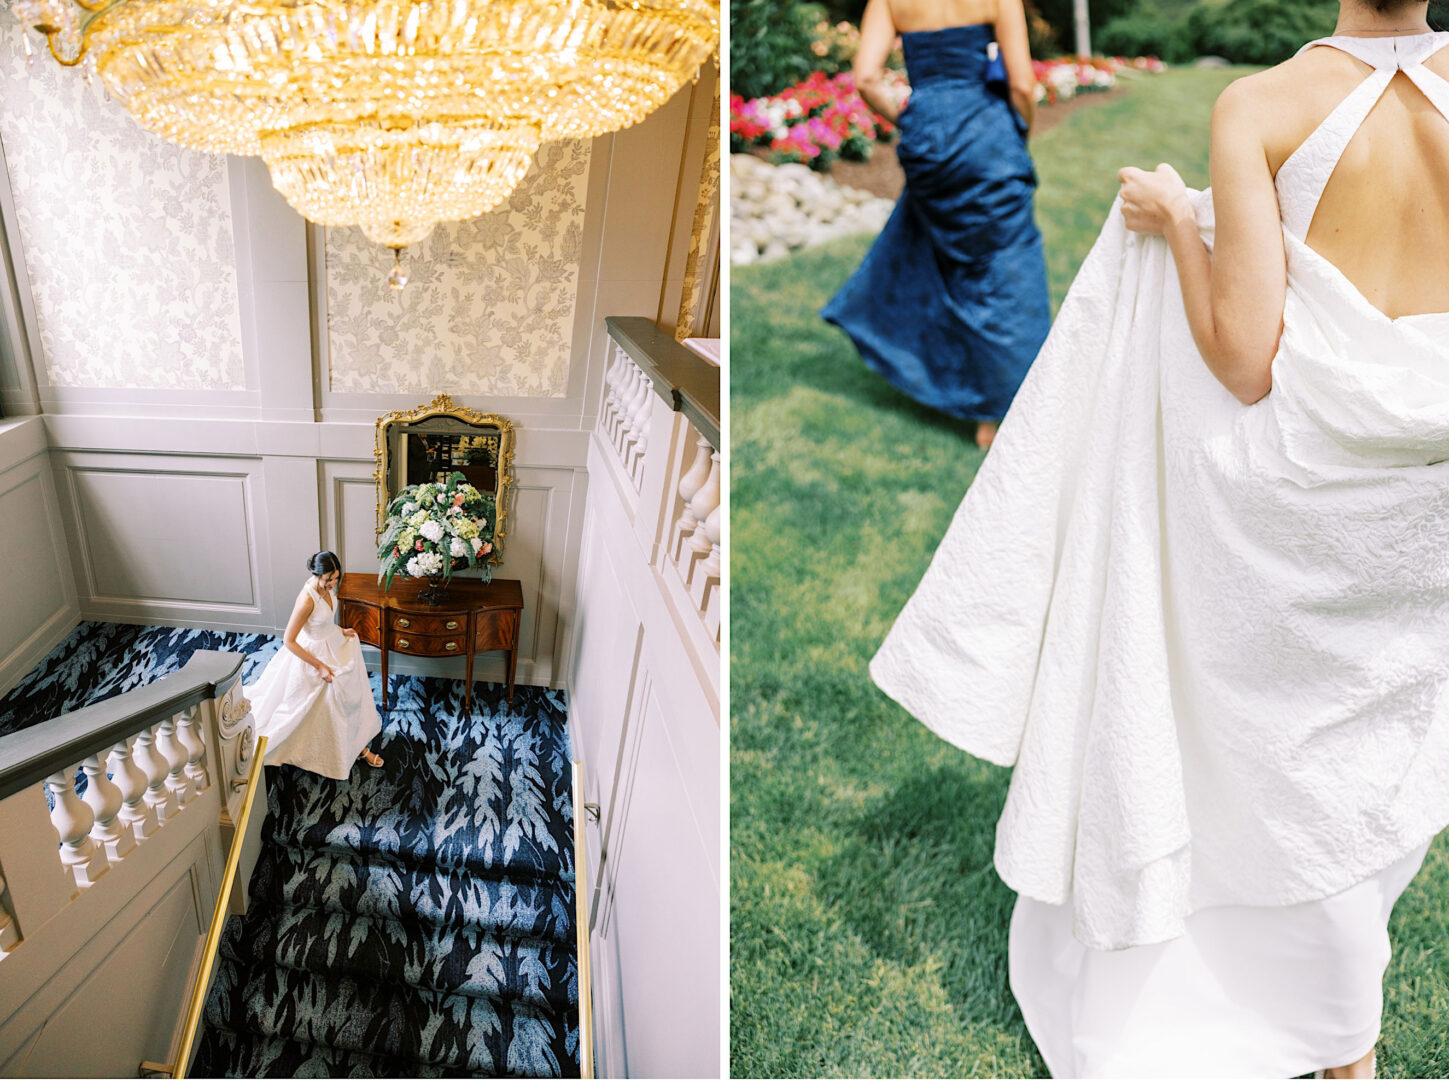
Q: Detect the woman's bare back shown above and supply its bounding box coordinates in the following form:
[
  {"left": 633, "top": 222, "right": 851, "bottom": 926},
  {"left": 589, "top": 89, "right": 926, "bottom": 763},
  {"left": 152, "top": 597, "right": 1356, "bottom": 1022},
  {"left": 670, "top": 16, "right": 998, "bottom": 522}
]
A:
[
  {"left": 885, "top": 0, "right": 1001, "bottom": 32},
  {"left": 1249, "top": 42, "right": 1449, "bottom": 318}
]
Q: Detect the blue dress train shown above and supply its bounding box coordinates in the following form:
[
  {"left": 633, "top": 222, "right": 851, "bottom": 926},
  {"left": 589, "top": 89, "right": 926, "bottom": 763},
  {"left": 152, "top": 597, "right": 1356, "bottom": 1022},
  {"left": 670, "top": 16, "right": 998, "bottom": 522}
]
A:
[{"left": 822, "top": 23, "right": 1052, "bottom": 421}]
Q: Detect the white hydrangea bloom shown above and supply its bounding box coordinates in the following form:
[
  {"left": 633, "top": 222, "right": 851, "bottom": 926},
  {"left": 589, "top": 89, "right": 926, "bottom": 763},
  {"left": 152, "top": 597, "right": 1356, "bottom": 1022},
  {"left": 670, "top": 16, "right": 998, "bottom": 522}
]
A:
[
  {"left": 405, "top": 556, "right": 421, "bottom": 577},
  {"left": 413, "top": 551, "right": 444, "bottom": 575},
  {"left": 401, "top": 502, "right": 418, "bottom": 515},
  {"left": 450, "top": 537, "right": 470, "bottom": 557},
  {"left": 470, "top": 536, "right": 483, "bottom": 554},
  {"left": 420, "top": 520, "right": 444, "bottom": 542}
]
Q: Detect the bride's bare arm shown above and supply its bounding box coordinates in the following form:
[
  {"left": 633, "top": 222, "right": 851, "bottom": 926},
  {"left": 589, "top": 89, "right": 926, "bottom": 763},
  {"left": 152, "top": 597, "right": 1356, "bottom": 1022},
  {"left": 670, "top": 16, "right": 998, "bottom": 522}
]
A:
[
  {"left": 283, "top": 590, "right": 333, "bottom": 681},
  {"left": 1119, "top": 78, "right": 1286, "bottom": 404},
  {"left": 854, "top": 0, "right": 903, "bottom": 122}
]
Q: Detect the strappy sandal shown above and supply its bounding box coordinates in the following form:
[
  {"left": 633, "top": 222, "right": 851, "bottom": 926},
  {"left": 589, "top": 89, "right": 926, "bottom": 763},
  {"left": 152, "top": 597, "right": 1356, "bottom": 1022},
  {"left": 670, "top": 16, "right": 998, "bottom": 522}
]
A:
[{"left": 359, "top": 748, "right": 384, "bottom": 768}]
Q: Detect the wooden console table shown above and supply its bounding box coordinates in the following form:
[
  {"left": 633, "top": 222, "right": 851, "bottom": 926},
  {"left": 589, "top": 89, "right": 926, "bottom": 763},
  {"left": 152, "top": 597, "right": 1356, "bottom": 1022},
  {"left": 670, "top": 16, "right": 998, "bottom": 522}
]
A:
[{"left": 337, "top": 573, "right": 524, "bottom": 710}]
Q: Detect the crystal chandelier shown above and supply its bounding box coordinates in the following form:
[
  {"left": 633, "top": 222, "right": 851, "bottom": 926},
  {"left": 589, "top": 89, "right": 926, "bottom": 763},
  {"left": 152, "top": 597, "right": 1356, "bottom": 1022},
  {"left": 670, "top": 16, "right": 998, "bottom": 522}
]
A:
[{"left": 11, "top": 0, "right": 719, "bottom": 251}]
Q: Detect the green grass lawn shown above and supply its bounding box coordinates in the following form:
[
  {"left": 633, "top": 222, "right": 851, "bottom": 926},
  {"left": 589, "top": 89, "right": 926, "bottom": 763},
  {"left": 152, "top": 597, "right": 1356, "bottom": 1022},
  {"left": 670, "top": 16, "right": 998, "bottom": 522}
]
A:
[{"left": 729, "top": 65, "right": 1449, "bottom": 1078}]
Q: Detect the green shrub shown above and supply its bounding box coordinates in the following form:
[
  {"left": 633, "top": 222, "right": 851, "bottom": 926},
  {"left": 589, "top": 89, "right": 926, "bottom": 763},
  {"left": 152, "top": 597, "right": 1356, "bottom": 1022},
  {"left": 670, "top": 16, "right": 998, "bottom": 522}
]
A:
[
  {"left": 731, "top": 0, "right": 819, "bottom": 101},
  {"left": 1184, "top": 0, "right": 1336, "bottom": 65},
  {"left": 1097, "top": 3, "right": 1193, "bottom": 62}
]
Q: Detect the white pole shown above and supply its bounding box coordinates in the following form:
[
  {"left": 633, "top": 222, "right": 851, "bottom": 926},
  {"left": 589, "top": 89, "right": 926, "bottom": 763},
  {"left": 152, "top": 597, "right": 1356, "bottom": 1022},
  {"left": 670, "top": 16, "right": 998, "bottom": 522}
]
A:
[{"left": 1074, "top": 0, "right": 1091, "bottom": 58}]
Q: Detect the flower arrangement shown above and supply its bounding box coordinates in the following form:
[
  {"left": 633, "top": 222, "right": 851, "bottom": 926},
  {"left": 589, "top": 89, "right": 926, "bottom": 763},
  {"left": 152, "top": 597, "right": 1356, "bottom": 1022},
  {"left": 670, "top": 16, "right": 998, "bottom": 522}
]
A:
[{"left": 376, "top": 470, "right": 495, "bottom": 593}]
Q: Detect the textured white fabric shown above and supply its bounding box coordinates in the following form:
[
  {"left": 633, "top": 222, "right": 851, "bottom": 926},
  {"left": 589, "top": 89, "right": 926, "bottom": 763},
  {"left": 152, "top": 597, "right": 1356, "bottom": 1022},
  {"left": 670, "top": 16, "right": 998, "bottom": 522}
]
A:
[
  {"left": 1009, "top": 837, "right": 1433, "bottom": 1078},
  {"left": 246, "top": 581, "right": 383, "bottom": 780},
  {"left": 870, "top": 34, "right": 1449, "bottom": 949}
]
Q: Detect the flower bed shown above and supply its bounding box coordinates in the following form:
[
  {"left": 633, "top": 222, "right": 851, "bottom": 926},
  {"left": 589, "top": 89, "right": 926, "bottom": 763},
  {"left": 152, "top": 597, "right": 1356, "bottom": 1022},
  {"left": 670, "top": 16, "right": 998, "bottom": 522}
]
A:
[{"left": 731, "top": 54, "right": 1166, "bottom": 170}]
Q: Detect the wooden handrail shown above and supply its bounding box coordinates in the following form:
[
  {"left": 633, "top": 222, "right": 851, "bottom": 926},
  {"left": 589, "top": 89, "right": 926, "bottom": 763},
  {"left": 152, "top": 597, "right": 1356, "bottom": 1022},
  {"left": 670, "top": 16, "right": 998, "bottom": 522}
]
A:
[
  {"left": 603, "top": 316, "right": 720, "bottom": 450},
  {"left": 166, "top": 735, "right": 268, "bottom": 1080},
  {"left": 572, "top": 761, "right": 596, "bottom": 1079}
]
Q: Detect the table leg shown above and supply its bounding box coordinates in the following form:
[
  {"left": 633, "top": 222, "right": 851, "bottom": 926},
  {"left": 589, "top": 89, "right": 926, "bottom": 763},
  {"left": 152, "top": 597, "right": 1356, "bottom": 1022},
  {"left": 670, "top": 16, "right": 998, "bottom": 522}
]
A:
[
  {"left": 465, "top": 647, "right": 474, "bottom": 714},
  {"left": 507, "top": 642, "right": 518, "bottom": 705},
  {"left": 381, "top": 632, "right": 389, "bottom": 711}
]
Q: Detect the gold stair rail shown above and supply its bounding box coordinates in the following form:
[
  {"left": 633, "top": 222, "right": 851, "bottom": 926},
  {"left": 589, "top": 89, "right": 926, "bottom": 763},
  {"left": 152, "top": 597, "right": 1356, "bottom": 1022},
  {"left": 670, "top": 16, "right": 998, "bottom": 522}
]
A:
[
  {"left": 572, "top": 760, "right": 596, "bottom": 1079},
  {"left": 141, "top": 735, "right": 268, "bottom": 1080}
]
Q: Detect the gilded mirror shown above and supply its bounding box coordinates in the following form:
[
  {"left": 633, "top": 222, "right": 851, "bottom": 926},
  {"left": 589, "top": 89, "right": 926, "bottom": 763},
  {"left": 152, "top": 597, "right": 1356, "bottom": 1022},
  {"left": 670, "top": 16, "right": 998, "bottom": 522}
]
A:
[{"left": 374, "top": 395, "right": 515, "bottom": 565}]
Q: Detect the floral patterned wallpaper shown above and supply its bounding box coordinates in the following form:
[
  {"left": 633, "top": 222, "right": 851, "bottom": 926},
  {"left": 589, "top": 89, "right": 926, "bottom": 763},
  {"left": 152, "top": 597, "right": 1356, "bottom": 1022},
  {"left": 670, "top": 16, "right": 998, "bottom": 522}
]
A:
[
  {"left": 326, "top": 139, "right": 591, "bottom": 398},
  {"left": 0, "top": 11, "right": 246, "bottom": 391}
]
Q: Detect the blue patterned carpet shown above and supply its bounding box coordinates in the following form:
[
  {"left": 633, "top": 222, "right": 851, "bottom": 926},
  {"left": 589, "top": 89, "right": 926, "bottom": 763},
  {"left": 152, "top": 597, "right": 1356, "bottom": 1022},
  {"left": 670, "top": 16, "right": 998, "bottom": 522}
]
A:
[{"left": 0, "top": 621, "right": 579, "bottom": 1077}]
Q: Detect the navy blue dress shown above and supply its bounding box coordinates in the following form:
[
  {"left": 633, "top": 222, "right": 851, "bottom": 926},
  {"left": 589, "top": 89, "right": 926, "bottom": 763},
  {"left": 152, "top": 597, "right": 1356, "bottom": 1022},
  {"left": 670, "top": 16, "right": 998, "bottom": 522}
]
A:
[{"left": 822, "top": 23, "right": 1052, "bottom": 421}]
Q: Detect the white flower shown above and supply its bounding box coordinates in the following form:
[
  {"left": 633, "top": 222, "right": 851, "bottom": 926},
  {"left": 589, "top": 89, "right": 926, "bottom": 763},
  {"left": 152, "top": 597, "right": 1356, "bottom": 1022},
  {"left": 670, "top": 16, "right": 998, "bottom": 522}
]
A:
[
  {"left": 411, "top": 551, "right": 443, "bottom": 576},
  {"left": 470, "top": 536, "right": 483, "bottom": 554},
  {"left": 420, "top": 520, "right": 444, "bottom": 542},
  {"left": 450, "top": 537, "right": 469, "bottom": 557},
  {"left": 401, "top": 501, "right": 418, "bottom": 515}
]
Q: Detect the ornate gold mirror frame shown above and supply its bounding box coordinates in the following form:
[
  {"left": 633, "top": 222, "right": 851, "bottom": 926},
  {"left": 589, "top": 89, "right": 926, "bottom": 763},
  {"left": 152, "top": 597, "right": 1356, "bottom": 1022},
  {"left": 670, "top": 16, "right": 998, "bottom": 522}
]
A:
[
  {"left": 374, "top": 394, "right": 516, "bottom": 566},
  {"left": 675, "top": 74, "right": 720, "bottom": 342}
]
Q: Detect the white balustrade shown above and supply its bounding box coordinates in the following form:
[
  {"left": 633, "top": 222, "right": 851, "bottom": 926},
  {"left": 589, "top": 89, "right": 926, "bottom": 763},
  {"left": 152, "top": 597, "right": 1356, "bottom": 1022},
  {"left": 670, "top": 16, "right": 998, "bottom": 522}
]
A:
[
  {"left": 158, "top": 715, "right": 196, "bottom": 807},
  {"left": 601, "top": 341, "right": 651, "bottom": 495},
  {"left": 47, "top": 770, "right": 108, "bottom": 887},
  {"left": 0, "top": 867, "right": 18, "bottom": 952},
  {"left": 178, "top": 707, "right": 210, "bottom": 793},
  {"left": 109, "top": 736, "right": 158, "bottom": 841},
  {"left": 133, "top": 725, "right": 178, "bottom": 822},
  {"left": 81, "top": 754, "right": 134, "bottom": 862}
]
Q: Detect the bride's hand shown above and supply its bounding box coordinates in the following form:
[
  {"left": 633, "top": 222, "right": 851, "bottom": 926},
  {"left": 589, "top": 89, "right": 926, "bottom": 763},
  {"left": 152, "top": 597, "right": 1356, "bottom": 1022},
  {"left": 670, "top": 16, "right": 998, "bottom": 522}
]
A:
[
  {"left": 1118, "top": 163, "right": 1193, "bottom": 235},
  {"left": 316, "top": 663, "right": 335, "bottom": 683},
  {"left": 342, "top": 628, "right": 358, "bottom": 641}
]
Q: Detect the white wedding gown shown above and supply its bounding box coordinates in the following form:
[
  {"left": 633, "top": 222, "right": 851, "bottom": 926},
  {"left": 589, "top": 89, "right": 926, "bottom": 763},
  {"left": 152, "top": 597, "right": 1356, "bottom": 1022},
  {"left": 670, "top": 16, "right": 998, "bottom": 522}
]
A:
[
  {"left": 871, "top": 31, "right": 1449, "bottom": 1077},
  {"left": 245, "top": 580, "right": 382, "bottom": 780}
]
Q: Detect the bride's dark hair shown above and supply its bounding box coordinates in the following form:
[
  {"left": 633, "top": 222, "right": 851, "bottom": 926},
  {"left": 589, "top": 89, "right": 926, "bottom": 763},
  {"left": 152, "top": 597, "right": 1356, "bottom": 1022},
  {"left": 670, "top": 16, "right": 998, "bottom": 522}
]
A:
[
  {"left": 306, "top": 550, "right": 342, "bottom": 577},
  {"left": 1361, "top": 0, "right": 1429, "bottom": 9}
]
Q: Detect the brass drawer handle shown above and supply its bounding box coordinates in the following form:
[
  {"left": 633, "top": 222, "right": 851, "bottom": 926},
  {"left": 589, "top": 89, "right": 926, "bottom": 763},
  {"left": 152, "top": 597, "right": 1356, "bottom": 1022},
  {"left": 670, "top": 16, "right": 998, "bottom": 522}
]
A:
[
  {"left": 397, "top": 639, "right": 410, "bottom": 649},
  {"left": 445, "top": 642, "right": 458, "bottom": 651},
  {"left": 446, "top": 620, "right": 458, "bottom": 630},
  {"left": 397, "top": 618, "right": 411, "bottom": 629}
]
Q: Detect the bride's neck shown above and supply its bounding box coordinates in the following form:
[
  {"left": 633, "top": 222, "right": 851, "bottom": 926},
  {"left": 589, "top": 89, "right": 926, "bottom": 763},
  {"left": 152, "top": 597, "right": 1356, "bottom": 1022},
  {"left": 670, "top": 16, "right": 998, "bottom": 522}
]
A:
[{"left": 1335, "top": 2, "right": 1432, "bottom": 35}]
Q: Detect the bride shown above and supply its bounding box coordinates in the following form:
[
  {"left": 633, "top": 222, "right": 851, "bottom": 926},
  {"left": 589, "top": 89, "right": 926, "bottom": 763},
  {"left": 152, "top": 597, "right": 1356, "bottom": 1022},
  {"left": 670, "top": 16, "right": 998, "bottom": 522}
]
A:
[
  {"left": 871, "top": 0, "right": 1449, "bottom": 1075},
  {"left": 246, "top": 551, "right": 384, "bottom": 778}
]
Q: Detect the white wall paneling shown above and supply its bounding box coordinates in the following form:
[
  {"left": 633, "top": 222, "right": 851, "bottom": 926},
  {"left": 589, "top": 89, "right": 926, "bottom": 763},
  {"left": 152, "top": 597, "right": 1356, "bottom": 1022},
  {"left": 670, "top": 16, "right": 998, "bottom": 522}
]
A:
[
  {"left": 50, "top": 450, "right": 271, "bottom": 632},
  {"left": 0, "top": 417, "right": 79, "bottom": 697},
  {"left": 568, "top": 414, "right": 720, "bottom": 1077}
]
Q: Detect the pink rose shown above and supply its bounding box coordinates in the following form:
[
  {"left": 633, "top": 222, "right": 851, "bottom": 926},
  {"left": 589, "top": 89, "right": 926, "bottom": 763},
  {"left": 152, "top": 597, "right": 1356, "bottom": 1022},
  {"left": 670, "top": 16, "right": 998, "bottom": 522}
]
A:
[
  {"left": 415, "top": 540, "right": 424, "bottom": 550},
  {"left": 481, "top": 542, "right": 493, "bottom": 554}
]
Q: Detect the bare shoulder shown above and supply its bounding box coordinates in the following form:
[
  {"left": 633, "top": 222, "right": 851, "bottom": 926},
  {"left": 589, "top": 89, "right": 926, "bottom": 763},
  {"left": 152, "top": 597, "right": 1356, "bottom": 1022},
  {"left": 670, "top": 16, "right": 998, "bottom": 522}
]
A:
[{"left": 1213, "top": 51, "right": 1366, "bottom": 172}]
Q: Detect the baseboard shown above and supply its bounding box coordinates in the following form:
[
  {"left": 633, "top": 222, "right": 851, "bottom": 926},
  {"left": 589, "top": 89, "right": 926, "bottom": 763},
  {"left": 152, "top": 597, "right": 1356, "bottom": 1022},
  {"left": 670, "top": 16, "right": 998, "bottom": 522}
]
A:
[{"left": 0, "top": 603, "right": 80, "bottom": 701}]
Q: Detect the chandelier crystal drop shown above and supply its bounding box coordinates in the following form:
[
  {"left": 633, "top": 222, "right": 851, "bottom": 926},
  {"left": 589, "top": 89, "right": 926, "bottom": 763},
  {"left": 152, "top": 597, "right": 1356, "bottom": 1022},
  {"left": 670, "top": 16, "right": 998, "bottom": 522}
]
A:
[{"left": 12, "top": 0, "right": 719, "bottom": 250}]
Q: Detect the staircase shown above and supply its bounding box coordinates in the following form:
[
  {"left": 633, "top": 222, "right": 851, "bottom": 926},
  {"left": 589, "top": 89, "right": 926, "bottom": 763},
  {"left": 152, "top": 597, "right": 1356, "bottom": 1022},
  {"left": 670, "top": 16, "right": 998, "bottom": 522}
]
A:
[
  {"left": 0, "top": 622, "right": 580, "bottom": 1078},
  {"left": 194, "top": 676, "right": 580, "bottom": 1077}
]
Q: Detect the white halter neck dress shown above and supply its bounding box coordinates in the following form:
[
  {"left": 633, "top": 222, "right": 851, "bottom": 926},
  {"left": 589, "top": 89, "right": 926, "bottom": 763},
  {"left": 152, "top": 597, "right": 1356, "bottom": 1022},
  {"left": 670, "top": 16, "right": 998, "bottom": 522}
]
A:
[
  {"left": 870, "top": 31, "right": 1449, "bottom": 1076},
  {"left": 245, "top": 579, "right": 382, "bottom": 780}
]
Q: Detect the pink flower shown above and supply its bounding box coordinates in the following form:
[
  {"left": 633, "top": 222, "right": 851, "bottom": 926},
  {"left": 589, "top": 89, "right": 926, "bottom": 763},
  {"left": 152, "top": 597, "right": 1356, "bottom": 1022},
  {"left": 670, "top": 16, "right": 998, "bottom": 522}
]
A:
[
  {"left": 481, "top": 542, "right": 493, "bottom": 554},
  {"left": 415, "top": 540, "right": 424, "bottom": 550}
]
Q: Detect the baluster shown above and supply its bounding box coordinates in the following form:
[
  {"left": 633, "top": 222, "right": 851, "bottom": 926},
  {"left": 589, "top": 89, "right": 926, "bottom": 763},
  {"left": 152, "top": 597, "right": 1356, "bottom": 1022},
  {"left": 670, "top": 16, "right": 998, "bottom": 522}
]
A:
[
  {"left": 178, "top": 706, "right": 210, "bottom": 793},
  {"left": 603, "top": 346, "right": 624, "bottom": 434},
  {"left": 703, "top": 504, "right": 721, "bottom": 580},
  {"left": 134, "top": 724, "right": 177, "bottom": 822},
  {"left": 82, "top": 753, "right": 134, "bottom": 861},
  {"left": 625, "top": 367, "right": 651, "bottom": 446},
  {"left": 616, "top": 366, "right": 641, "bottom": 451},
  {"left": 0, "top": 866, "right": 18, "bottom": 952},
  {"left": 47, "top": 770, "right": 108, "bottom": 886},
  {"left": 109, "top": 736, "right": 158, "bottom": 841},
  {"left": 673, "top": 435, "right": 713, "bottom": 560},
  {"left": 158, "top": 715, "right": 195, "bottom": 806},
  {"left": 687, "top": 451, "right": 721, "bottom": 556}
]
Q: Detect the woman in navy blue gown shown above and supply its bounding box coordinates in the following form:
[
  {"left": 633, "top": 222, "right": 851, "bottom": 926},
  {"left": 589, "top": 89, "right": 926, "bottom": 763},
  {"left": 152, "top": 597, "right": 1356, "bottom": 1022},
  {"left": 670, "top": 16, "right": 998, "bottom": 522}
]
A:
[{"left": 823, "top": 0, "right": 1052, "bottom": 448}]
